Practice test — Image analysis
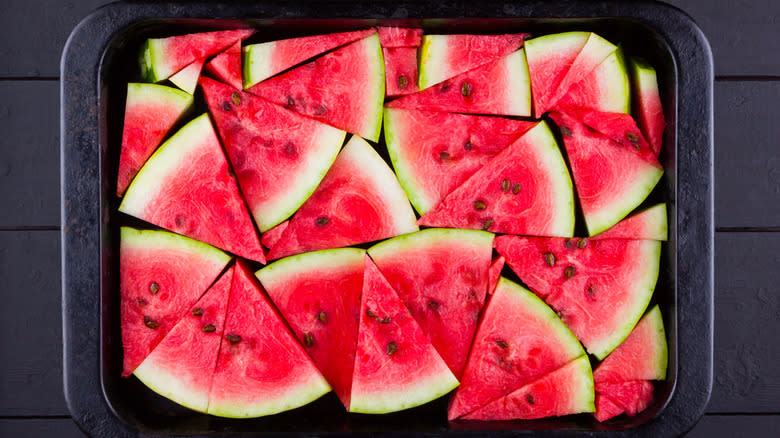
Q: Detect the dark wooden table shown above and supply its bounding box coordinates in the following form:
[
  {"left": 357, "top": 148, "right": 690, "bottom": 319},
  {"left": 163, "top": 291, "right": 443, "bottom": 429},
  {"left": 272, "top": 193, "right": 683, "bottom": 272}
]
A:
[{"left": 1, "top": 0, "right": 777, "bottom": 436}]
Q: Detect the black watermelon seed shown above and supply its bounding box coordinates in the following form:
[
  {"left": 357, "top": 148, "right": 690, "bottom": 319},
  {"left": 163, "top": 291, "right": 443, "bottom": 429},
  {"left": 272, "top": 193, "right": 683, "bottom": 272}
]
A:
[
  {"left": 202, "top": 324, "right": 216, "bottom": 333},
  {"left": 226, "top": 334, "right": 242, "bottom": 344},
  {"left": 386, "top": 341, "right": 398, "bottom": 356}
]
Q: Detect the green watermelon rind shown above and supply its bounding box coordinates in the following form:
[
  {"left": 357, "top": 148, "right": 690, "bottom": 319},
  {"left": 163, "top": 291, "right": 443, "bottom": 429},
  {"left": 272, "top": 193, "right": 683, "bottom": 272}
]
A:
[
  {"left": 505, "top": 48, "right": 533, "bottom": 117},
  {"left": 367, "top": 228, "right": 494, "bottom": 263},
  {"left": 592, "top": 203, "right": 668, "bottom": 241},
  {"left": 127, "top": 82, "right": 194, "bottom": 110},
  {"left": 120, "top": 227, "right": 231, "bottom": 268},
  {"left": 598, "top": 47, "right": 631, "bottom": 114},
  {"left": 640, "top": 305, "right": 668, "bottom": 380},
  {"left": 559, "top": 355, "right": 596, "bottom": 413},
  {"left": 140, "top": 38, "right": 169, "bottom": 83},
  {"left": 242, "top": 42, "right": 277, "bottom": 89},
  {"left": 362, "top": 33, "right": 386, "bottom": 142},
  {"left": 350, "top": 376, "right": 459, "bottom": 414},
  {"left": 629, "top": 56, "right": 659, "bottom": 92},
  {"left": 255, "top": 247, "right": 367, "bottom": 287},
  {"left": 134, "top": 356, "right": 210, "bottom": 413},
  {"left": 416, "top": 35, "right": 447, "bottom": 90},
  {"left": 168, "top": 59, "right": 203, "bottom": 94}
]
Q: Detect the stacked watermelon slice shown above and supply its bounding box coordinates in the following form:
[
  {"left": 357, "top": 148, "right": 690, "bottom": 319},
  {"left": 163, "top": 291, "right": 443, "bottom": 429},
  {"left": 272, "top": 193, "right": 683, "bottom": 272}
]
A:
[{"left": 114, "top": 25, "right": 669, "bottom": 425}]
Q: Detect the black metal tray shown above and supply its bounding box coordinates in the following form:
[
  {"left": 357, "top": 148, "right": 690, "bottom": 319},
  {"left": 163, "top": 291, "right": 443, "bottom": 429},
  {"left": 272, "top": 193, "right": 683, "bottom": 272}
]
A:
[{"left": 61, "top": 1, "right": 713, "bottom": 436}]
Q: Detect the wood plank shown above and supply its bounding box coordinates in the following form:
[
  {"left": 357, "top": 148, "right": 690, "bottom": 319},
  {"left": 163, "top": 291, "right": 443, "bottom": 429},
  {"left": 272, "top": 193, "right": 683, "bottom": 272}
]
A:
[
  {"left": 0, "top": 419, "right": 85, "bottom": 438},
  {"left": 0, "top": 231, "right": 67, "bottom": 416},
  {"left": 666, "top": 0, "right": 780, "bottom": 76},
  {"left": 687, "top": 415, "right": 780, "bottom": 437},
  {"left": 0, "top": 82, "right": 60, "bottom": 228},
  {"left": 714, "top": 81, "right": 780, "bottom": 229},
  {"left": 709, "top": 232, "right": 780, "bottom": 413}
]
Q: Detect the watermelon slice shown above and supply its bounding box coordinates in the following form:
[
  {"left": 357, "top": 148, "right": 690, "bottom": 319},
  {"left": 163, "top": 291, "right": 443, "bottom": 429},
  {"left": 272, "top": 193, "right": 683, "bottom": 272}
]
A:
[
  {"left": 592, "top": 204, "right": 668, "bottom": 241},
  {"left": 448, "top": 277, "right": 585, "bottom": 420},
  {"left": 205, "top": 41, "right": 242, "bottom": 90},
  {"left": 199, "top": 77, "right": 345, "bottom": 232},
  {"left": 595, "top": 380, "right": 655, "bottom": 417},
  {"left": 462, "top": 356, "right": 594, "bottom": 420},
  {"left": 208, "top": 260, "right": 330, "bottom": 417},
  {"left": 169, "top": 58, "right": 204, "bottom": 94},
  {"left": 349, "top": 257, "right": 459, "bottom": 413},
  {"left": 417, "top": 33, "right": 528, "bottom": 89},
  {"left": 120, "top": 227, "right": 230, "bottom": 377},
  {"left": 256, "top": 248, "right": 366, "bottom": 408},
  {"left": 367, "top": 228, "right": 494, "bottom": 379},
  {"left": 118, "top": 113, "right": 266, "bottom": 262},
  {"left": 383, "top": 47, "right": 419, "bottom": 97},
  {"left": 116, "top": 83, "right": 193, "bottom": 196},
  {"left": 266, "top": 135, "right": 418, "bottom": 260},
  {"left": 562, "top": 107, "right": 653, "bottom": 154},
  {"left": 487, "top": 256, "right": 505, "bottom": 295},
  {"left": 386, "top": 48, "right": 531, "bottom": 117},
  {"left": 383, "top": 107, "right": 535, "bottom": 215},
  {"left": 594, "top": 393, "right": 626, "bottom": 422},
  {"left": 141, "top": 29, "right": 255, "bottom": 82},
  {"left": 243, "top": 29, "right": 376, "bottom": 89},
  {"left": 630, "top": 57, "right": 665, "bottom": 156},
  {"left": 549, "top": 110, "right": 663, "bottom": 235},
  {"left": 247, "top": 34, "right": 385, "bottom": 141},
  {"left": 133, "top": 266, "right": 233, "bottom": 412},
  {"left": 495, "top": 235, "right": 661, "bottom": 359},
  {"left": 377, "top": 27, "right": 423, "bottom": 48},
  {"left": 555, "top": 48, "right": 630, "bottom": 114},
  {"left": 418, "top": 121, "right": 575, "bottom": 237}
]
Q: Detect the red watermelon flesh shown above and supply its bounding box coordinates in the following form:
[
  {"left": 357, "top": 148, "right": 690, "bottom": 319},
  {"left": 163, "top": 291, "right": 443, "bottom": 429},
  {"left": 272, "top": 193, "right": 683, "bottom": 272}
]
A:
[
  {"left": 368, "top": 229, "right": 494, "bottom": 379},
  {"left": 562, "top": 107, "right": 653, "bottom": 155},
  {"left": 555, "top": 48, "right": 630, "bottom": 114},
  {"left": 208, "top": 260, "right": 330, "bottom": 418},
  {"left": 418, "top": 121, "right": 576, "bottom": 237},
  {"left": 418, "top": 33, "right": 528, "bottom": 90},
  {"left": 592, "top": 203, "right": 668, "bottom": 241},
  {"left": 377, "top": 27, "right": 423, "bottom": 48},
  {"left": 141, "top": 29, "right": 255, "bottom": 82},
  {"left": 205, "top": 41, "right": 242, "bottom": 90},
  {"left": 120, "top": 227, "right": 230, "bottom": 377},
  {"left": 495, "top": 235, "right": 661, "bottom": 359},
  {"left": 242, "top": 29, "right": 376, "bottom": 88},
  {"left": 384, "top": 47, "right": 419, "bottom": 97},
  {"left": 595, "top": 380, "right": 654, "bottom": 416},
  {"left": 594, "top": 393, "right": 626, "bottom": 422},
  {"left": 261, "top": 220, "right": 288, "bottom": 250},
  {"left": 133, "top": 266, "right": 233, "bottom": 412},
  {"left": 349, "top": 257, "right": 458, "bottom": 413},
  {"left": 487, "top": 256, "right": 505, "bottom": 296},
  {"left": 266, "top": 136, "right": 418, "bottom": 260},
  {"left": 256, "top": 248, "right": 366, "bottom": 408},
  {"left": 169, "top": 58, "right": 204, "bottom": 94},
  {"left": 462, "top": 356, "right": 594, "bottom": 421},
  {"left": 386, "top": 49, "right": 531, "bottom": 117},
  {"left": 631, "top": 57, "right": 665, "bottom": 157},
  {"left": 200, "top": 77, "right": 345, "bottom": 232},
  {"left": 449, "top": 278, "right": 585, "bottom": 420},
  {"left": 549, "top": 111, "right": 663, "bottom": 236},
  {"left": 247, "top": 34, "right": 385, "bottom": 141},
  {"left": 116, "top": 83, "right": 193, "bottom": 196},
  {"left": 383, "top": 107, "right": 535, "bottom": 215},
  {"left": 118, "top": 114, "right": 265, "bottom": 263}
]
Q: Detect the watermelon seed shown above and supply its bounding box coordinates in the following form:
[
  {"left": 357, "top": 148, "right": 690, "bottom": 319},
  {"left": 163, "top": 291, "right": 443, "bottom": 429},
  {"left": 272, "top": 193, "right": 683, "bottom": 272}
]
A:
[
  {"left": 286, "top": 96, "right": 295, "bottom": 107},
  {"left": 564, "top": 265, "right": 576, "bottom": 279},
  {"left": 303, "top": 332, "right": 314, "bottom": 348},
  {"left": 498, "top": 357, "right": 512, "bottom": 371},
  {"left": 474, "top": 200, "right": 487, "bottom": 210},
  {"left": 587, "top": 285, "right": 596, "bottom": 298},
  {"left": 137, "top": 298, "right": 147, "bottom": 306},
  {"left": 143, "top": 316, "right": 159, "bottom": 329},
  {"left": 317, "top": 311, "right": 327, "bottom": 324},
  {"left": 626, "top": 132, "right": 640, "bottom": 145},
  {"left": 495, "top": 339, "right": 509, "bottom": 349},
  {"left": 482, "top": 218, "right": 494, "bottom": 230},
  {"left": 192, "top": 307, "right": 203, "bottom": 316},
  {"left": 560, "top": 126, "right": 573, "bottom": 137},
  {"left": 378, "top": 316, "right": 392, "bottom": 324},
  {"left": 226, "top": 334, "right": 242, "bottom": 344},
  {"left": 501, "top": 179, "right": 510, "bottom": 192},
  {"left": 315, "top": 217, "right": 329, "bottom": 226},
  {"left": 526, "top": 394, "right": 535, "bottom": 405},
  {"left": 221, "top": 101, "right": 231, "bottom": 111},
  {"left": 398, "top": 75, "right": 408, "bottom": 90},
  {"left": 386, "top": 341, "right": 398, "bottom": 356},
  {"left": 439, "top": 83, "right": 451, "bottom": 93},
  {"left": 577, "top": 238, "right": 588, "bottom": 249},
  {"left": 461, "top": 81, "right": 472, "bottom": 97},
  {"left": 464, "top": 141, "right": 472, "bottom": 151},
  {"left": 231, "top": 92, "right": 241, "bottom": 106},
  {"left": 366, "top": 309, "right": 377, "bottom": 318},
  {"left": 428, "top": 300, "right": 440, "bottom": 311},
  {"left": 512, "top": 183, "right": 522, "bottom": 194},
  {"left": 284, "top": 142, "right": 297, "bottom": 156},
  {"left": 564, "top": 239, "right": 575, "bottom": 249},
  {"left": 149, "top": 282, "right": 159, "bottom": 295},
  {"left": 544, "top": 252, "right": 556, "bottom": 267},
  {"left": 314, "top": 105, "right": 328, "bottom": 116},
  {"left": 439, "top": 151, "right": 450, "bottom": 161},
  {"left": 202, "top": 324, "right": 216, "bottom": 333}
]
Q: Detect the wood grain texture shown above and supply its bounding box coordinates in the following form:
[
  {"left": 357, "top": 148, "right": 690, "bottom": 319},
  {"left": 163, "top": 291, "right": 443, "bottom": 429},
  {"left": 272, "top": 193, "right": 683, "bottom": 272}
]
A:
[
  {"left": 687, "top": 414, "right": 780, "bottom": 437},
  {"left": 0, "top": 419, "right": 85, "bottom": 438},
  {"left": 0, "top": 82, "right": 60, "bottom": 228},
  {"left": 715, "top": 81, "right": 780, "bottom": 229},
  {"left": 0, "top": 231, "right": 67, "bottom": 416},
  {"left": 710, "top": 233, "right": 780, "bottom": 413}
]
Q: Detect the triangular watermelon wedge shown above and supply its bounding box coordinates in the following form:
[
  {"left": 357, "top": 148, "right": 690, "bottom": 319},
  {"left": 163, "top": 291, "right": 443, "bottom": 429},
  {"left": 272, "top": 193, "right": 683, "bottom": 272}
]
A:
[
  {"left": 630, "top": 57, "right": 666, "bottom": 156},
  {"left": 120, "top": 227, "right": 230, "bottom": 377},
  {"left": 208, "top": 261, "right": 331, "bottom": 418},
  {"left": 418, "top": 121, "right": 575, "bottom": 237},
  {"left": 256, "top": 248, "right": 366, "bottom": 408},
  {"left": 591, "top": 204, "right": 668, "bottom": 241},
  {"left": 133, "top": 265, "right": 233, "bottom": 412},
  {"left": 141, "top": 29, "right": 255, "bottom": 82},
  {"left": 383, "top": 107, "right": 535, "bottom": 215},
  {"left": 549, "top": 110, "right": 663, "bottom": 235},
  {"left": 169, "top": 58, "right": 204, "bottom": 94},
  {"left": 594, "top": 393, "right": 626, "bottom": 422},
  {"left": 595, "top": 380, "right": 655, "bottom": 417},
  {"left": 242, "top": 29, "right": 376, "bottom": 89},
  {"left": 118, "top": 114, "right": 266, "bottom": 263},
  {"left": 462, "top": 356, "right": 594, "bottom": 420},
  {"left": 266, "top": 136, "right": 418, "bottom": 260},
  {"left": 116, "top": 83, "right": 193, "bottom": 196},
  {"left": 555, "top": 48, "right": 630, "bottom": 114},
  {"left": 247, "top": 34, "right": 385, "bottom": 141},
  {"left": 418, "top": 33, "right": 528, "bottom": 89},
  {"left": 487, "top": 256, "right": 505, "bottom": 296},
  {"left": 495, "top": 235, "right": 661, "bottom": 359},
  {"left": 448, "top": 278, "right": 586, "bottom": 420},
  {"left": 349, "top": 257, "right": 459, "bottom": 413},
  {"left": 205, "top": 41, "right": 242, "bottom": 90},
  {"left": 377, "top": 27, "right": 423, "bottom": 48},
  {"left": 199, "top": 77, "right": 345, "bottom": 232},
  {"left": 368, "top": 229, "right": 494, "bottom": 379},
  {"left": 386, "top": 49, "right": 531, "bottom": 117}
]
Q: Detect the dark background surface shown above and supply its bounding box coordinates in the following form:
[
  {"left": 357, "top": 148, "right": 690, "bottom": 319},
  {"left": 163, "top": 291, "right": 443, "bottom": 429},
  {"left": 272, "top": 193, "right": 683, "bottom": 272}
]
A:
[{"left": 1, "top": 0, "right": 777, "bottom": 436}]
